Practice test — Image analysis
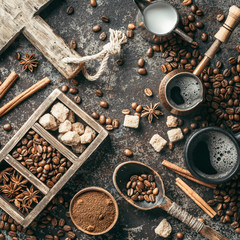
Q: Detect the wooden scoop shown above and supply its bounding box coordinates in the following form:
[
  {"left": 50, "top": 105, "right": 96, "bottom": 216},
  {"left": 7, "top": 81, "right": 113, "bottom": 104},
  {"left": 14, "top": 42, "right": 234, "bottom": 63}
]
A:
[{"left": 113, "top": 161, "right": 229, "bottom": 240}]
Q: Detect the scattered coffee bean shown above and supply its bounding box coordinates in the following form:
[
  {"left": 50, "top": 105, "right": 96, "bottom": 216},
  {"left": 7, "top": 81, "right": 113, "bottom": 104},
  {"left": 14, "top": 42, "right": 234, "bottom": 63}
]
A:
[
  {"left": 106, "top": 125, "right": 113, "bottom": 131},
  {"left": 182, "top": 0, "right": 192, "bottom": 6},
  {"left": 105, "top": 117, "right": 112, "bottom": 125},
  {"left": 126, "top": 30, "right": 134, "bottom": 38},
  {"left": 128, "top": 23, "right": 135, "bottom": 30},
  {"left": 61, "top": 85, "right": 68, "bottom": 93},
  {"left": 176, "top": 232, "right": 184, "bottom": 239},
  {"left": 99, "top": 32, "right": 107, "bottom": 41},
  {"left": 116, "top": 59, "right": 124, "bottom": 66},
  {"left": 101, "top": 16, "right": 109, "bottom": 23},
  {"left": 95, "top": 89, "right": 103, "bottom": 97},
  {"left": 201, "top": 33, "right": 208, "bottom": 42},
  {"left": 74, "top": 95, "right": 81, "bottom": 104},
  {"left": 99, "top": 115, "right": 106, "bottom": 124},
  {"left": 99, "top": 100, "right": 108, "bottom": 108},
  {"left": 92, "top": 25, "right": 101, "bottom": 32},
  {"left": 112, "top": 119, "right": 119, "bottom": 128},
  {"left": 183, "top": 127, "right": 190, "bottom": 135},
  {"left": 137, "top": 58, "right": 145, "bottom": 67},
  {"left": 146, "top": 48, "right": 153, "bottom": 58},
  {"left": 135, "top": 105, "right": 142, "bottom": 113},
  {"left": 90, "top": 0, "right": 97, "bottom": 7},
  {"left": 122, "top": 109, "right": 130, "bottom": 115},
  {"left": 70, "top": 79, "right": 78, "bottom": 86},
  {"left": 196, "top": 9, "right": 203, "bottom": 16},
  {"left": 188, "top": 14, "right": 195, "bottom": 22},
  {"left": 196, "top": 21, "right": 204, "bottom": 29},
  {"left": 124, "top": 149, "right": 133, "bottom": 157},
  {"left": 15, "top": 52, "right": 21, "bottom": 60},
  {"left": 3, "top": 123, "right": 12, "bottom": 131},
  {"left": 66, "top": 6, "right": 74, "bottom": 15},
  {"left": 144, "top": 88, "right": 153, "bottom": 97},
  {"left": 216, "top": 13, "right": 225, "bottom": 22},
  {"left": 168, "top": 142, "right": 173, "bottom": 150},
  {"left": 69, "top": 87, "right": 78, "bottom": 94},
  {"left": 137, "top": 68, "right": 147, "bottom": 75},
  {"left": 69, "top": 40, "right": 77, "bottom": 49},
  {"left": 190, "top": 4, "right": 198, "bottom": 13},
  {"left": 91, "top": 112, "right": 99, "bottom": 119}
]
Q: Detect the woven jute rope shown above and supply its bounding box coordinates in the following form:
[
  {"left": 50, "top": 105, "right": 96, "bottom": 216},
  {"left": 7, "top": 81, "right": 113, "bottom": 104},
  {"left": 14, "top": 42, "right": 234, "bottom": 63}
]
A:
[
  {"left": 62, "top": 29, "right": 127, "bottom": 81},
  {"left": 167, "top": 202, "right": 204, "bottom": 233}
]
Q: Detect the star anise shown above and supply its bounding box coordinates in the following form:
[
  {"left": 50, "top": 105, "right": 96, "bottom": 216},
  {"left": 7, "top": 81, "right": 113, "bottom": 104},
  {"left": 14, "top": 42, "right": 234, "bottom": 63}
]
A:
[
  {"left": 19, "top": 53, "right": 38, "bottom": 72},
  {"left": 0, "top": 167, "right": 13, "bottom": 184},
  {"left": 141, "top": 102, "right": 163, "bottom": 123},
  {"left": 18, "top": 199, "right": 32, "bottom": 214},
  {"left": 0, "top": 182, "right": 22, "bottom": 199},
  {"left": 11, "top": 173, "right": 28, "bottom": 188},
  {"left": 22, "top": 185, "right": 41, "bottom": 205}
]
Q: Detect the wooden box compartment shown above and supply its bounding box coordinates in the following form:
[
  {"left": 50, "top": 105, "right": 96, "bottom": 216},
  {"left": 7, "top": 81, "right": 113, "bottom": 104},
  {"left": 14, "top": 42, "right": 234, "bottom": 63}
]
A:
[{"left": 0, "top": 89, "right": 108, "bottom": 228}]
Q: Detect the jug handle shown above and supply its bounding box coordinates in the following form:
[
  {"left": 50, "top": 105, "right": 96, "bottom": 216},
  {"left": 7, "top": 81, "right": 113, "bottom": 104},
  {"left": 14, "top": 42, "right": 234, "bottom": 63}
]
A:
[
  {"left": 193, "top": 5, "right": 240, "bottom": 76},
  {"left": 174, "top": 28, "right": 193, "bottom": 44},
  {"left": 133, "top": 0, "right": 151, "bottom": 13}
]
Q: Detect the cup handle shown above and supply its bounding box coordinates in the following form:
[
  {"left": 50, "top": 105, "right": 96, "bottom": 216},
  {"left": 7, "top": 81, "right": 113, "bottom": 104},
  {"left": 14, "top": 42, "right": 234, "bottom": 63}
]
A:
[{"left": 173, "top": 28, "right": 193, "bottom": 44}]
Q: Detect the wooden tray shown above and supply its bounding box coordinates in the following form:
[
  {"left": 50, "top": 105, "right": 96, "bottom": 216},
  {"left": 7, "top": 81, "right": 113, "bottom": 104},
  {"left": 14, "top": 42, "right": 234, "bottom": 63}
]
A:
[{"left": 0, "top": 89, "right": 108, "bottom": 228}]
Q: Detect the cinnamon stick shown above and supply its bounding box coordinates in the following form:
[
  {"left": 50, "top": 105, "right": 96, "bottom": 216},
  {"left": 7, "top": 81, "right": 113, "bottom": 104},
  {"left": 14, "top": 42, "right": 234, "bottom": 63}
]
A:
[
  {"left": 0, "top": 77, "right": 50, "bottom": 117},
  {"left": 176, "top": 178, "right": 216, "bottom": 218},
  {"left": 162, "top": 160, "right": 217, "bottom": 189},
  {"left": 0, "top": 72, "right": 19, "bottom": 99}
]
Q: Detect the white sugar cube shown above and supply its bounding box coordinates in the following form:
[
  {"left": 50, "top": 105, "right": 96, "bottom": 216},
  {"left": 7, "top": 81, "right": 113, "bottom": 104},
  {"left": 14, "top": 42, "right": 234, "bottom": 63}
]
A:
[
  {"left": 123, "top": 115, "right": 140, "bottom": 129},
  {"left": 61, "top": 131, "right": 81, "bottom": 146},
  {"left": 155, "top": 219, "right": 172, "bottom": 238},
  {"left": 72, "top": 122, "right": 85, "bottom": 135},
  {"left": 167, "top": 128, "right": 184, "bottom": 142},
  {"left": 59, "top": 120, "right": 72, "bottom": 134},
  {"left": 50, "top": 102, "right": 69, "bottom": 123},
  {"left": 166, "top": 115, "right": 178, "bottom": 128},
  {"left": 39, "top": 113, "right": 57, "bottom": 130},
  {"left": 149, "top": 134, "right": 167, "bottom": 152}
]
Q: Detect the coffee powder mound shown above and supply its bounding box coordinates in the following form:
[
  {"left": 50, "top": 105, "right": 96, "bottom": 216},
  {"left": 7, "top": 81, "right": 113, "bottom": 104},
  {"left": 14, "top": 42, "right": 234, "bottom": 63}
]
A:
[{"left": 71, "top": 191, "right": 116, "bottom": 233}]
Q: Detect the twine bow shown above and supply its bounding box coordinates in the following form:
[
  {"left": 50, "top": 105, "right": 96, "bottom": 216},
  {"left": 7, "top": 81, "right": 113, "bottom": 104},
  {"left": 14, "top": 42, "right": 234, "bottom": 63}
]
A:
[{"left": 62, "top": 29, "right": 127, "bottom": 81}]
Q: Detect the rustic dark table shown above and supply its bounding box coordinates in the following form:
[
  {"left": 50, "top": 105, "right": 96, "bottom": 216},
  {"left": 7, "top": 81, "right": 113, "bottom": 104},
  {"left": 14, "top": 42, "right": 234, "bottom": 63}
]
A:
[{"left": 0, "top": 0, "right": 240, "bottom": 239}]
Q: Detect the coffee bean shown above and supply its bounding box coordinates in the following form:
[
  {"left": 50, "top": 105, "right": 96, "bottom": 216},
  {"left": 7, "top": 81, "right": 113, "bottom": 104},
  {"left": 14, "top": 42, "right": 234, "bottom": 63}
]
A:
[
  {"left": 61, "top": 85, "right": 68, "bottom": 93},
  {"left": 99, "top": 115, "right": 106, "bottom": 124},
  {"left": 228, "top": 57, "right": 237, "bottom": 65},
  {"left": 190, "top": 122, "right": 197, "bottom": 129},
  {"left": 196, "top": 21, "right": 204, "bottom": 29},
  {"left": 74, "top": 95, "right": 81, "bottom": 104},
  {"left": 69, "top": 40, "right": 77, "bottom": 49},
  {"left": 152, "top": 45, "right": 160, "bottom": 52},
  {"left": 231, "top": 221, "right": 239, "bottom": 229},
  {"left": 92, "top": 25, "right": 101, "bottom": 32},
  {"left": 182, "top": 0, "right": 192, "bottom": 6},
  {"left": 160, "top": 64, "right": 167, "bottom": 73},
  {"left": 183, "top": 127, "right": 189, "bottom": 135},
  {"left": 176, "top": 232, "right": 184, "bottom": 239},
  {"left": 67, "top": 231, "right": 76, "bottom": 239},
  {"left": 66, "top": 6, "right": 74, "bottom": 15},
  {"left": 182, "top": 16, "right": 189, "bottom": 26},
  {"left": 116, "top": 59, "right": 124, "bottom": 66},
  {"left": 122, "top": 109, "right": 130, "bottom": 115},
  {"left": 201, "top": 33, "right": 208, "bottom": 42},
  {"left": 99, "top": 100, "right": 108, "bottom": 108},
  {"left": 135, "top": 105, "right": 142, "bottom": 113},
  {"left": 3, "top": 123, "right": 12, "bottom": 131},
  {"left": 137, "top": 68, "right": 147, "bottom": 75},
  {"left": 168, "top": 142, "right": 173, "bottom": 150},
  {"left": 146, "top": 48, "right": 153, "bottom": 58},
  {"left": 90, "top": 0, "right": 97, "bottom": 7},
  {"left": 216, "top": 13, "right": 225, "bottom": 22},
  {"left": 69, "top": 87, "right": 78, "bottom": 94},
  {"left": 96, "top": 89, "right": 103, "bottom": 97},
  {"left": 137, "top": 58, "right": 145, "bottom": 67},
  {"left": 190, "top": 4, "right": 198, "bottom": 13},
  {"left": 144, "top": 88, "right": 153, "bottom": 97},
  {"left": 128, "top": 23, "right": 135, "bottom": 30},
  {"left": 188, "top": 14, "right": 195, "bottom": 22},
  {"left": 99, "top": 32, "right": 107, "bottom": 41},
  {"left": 112, "top": 119, "right": 119, "bottom": 128},
  {"left": 124, "top": 149, "right": 133, "bottom": 157},
  {"left": 196, "top": 9, "right": 203, "bottom": 16},
  {"left": 101, "top": 16, "right": 109, "bottom": 23},
  {"left": 15, "top": 52, "right": 21, "bottom": 60},
  {"left": 106, "top": 125, "right": 113, "bottom": 131},
  {"left": 126, "top": 30, "right": 134, "bottom": 38}
]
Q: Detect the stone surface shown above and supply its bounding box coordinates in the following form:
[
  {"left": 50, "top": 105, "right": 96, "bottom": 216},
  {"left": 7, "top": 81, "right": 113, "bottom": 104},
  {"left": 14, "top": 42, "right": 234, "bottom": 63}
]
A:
[{"left": 0, "top": 0, "right": 239, "bottom": 239}]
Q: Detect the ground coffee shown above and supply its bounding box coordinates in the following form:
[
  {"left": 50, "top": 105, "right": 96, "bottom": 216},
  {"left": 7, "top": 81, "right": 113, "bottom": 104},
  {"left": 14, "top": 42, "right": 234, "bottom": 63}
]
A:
[{"left": 71, "top": 191, "right": 116, "bottom": 233}]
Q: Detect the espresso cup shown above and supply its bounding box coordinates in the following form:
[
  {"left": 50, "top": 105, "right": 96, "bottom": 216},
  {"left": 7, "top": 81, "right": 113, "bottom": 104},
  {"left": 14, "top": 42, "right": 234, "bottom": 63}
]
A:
[{"left": 184, "top": 127, "right": 240, "bottom": 184}]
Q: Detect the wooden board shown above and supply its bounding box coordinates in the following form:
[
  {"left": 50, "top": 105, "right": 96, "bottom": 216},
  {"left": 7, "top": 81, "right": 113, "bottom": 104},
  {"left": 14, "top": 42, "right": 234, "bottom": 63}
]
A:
[
  {"left": 0, "top": 89, "right": 108, "bottom": 228},
  {"left": 0, "top": 0, "right": 83, "bottom": 79}
]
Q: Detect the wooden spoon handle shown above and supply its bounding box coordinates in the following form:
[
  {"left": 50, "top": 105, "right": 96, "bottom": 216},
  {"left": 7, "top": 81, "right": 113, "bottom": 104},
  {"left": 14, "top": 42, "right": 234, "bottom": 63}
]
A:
[
  {"left": 160, "top": 197, "right": 229, "bottom": 240},
  {"left": 193, "top": 5, "right": 240, "bottom": 76}
]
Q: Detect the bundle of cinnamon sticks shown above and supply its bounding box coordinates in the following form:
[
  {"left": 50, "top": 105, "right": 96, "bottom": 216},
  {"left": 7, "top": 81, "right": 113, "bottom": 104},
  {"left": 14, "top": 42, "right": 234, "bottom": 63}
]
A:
[{"left": 0, "top": 72, "right": 50, "bottom": 117}]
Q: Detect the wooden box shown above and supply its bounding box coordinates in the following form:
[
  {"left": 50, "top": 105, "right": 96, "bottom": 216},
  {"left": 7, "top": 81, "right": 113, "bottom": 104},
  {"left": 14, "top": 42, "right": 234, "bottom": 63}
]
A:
[{"left": 0, "top": 89, "right": 108, "bottom": 228}]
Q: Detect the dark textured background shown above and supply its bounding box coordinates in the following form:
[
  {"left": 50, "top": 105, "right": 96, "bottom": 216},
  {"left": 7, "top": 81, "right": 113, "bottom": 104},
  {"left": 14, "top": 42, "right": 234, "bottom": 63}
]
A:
[{"left": 0, "top": 0, "right": 240, "bottom": 239}]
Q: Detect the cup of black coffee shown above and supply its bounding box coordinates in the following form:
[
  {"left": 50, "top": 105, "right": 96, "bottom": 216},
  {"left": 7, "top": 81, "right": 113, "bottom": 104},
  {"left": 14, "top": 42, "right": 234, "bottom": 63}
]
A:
[{"left": 184, "top": 127, "right": 240, "bottom": 184}]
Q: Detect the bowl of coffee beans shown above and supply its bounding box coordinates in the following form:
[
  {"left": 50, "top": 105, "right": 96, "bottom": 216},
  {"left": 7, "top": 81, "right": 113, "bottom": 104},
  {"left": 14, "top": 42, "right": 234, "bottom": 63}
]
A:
[{"left": 69, "top": 187, "right": 119, "bottom": 235}]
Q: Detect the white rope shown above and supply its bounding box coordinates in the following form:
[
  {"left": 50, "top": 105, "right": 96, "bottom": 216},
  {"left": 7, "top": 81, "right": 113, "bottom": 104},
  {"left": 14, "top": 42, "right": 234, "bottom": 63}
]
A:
[
  {"left": 62, "top": 28, "right": 127, "bottom": 81},
  {"left": 167, "top": 202, "right": 204, "bottom": 233}
]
